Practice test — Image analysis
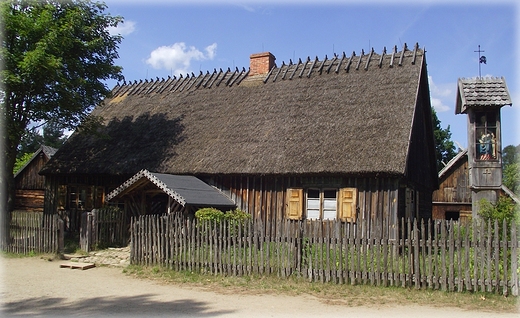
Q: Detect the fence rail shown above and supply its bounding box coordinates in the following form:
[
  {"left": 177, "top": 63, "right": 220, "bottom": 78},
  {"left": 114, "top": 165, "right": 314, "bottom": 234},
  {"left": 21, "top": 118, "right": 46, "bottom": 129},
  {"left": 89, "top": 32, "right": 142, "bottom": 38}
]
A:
[
  {"left": 2, "top": 212, "right": 63, "bottom": 254},
  {"left": 131, "top": 215, "right": 520, "bottom": 296}
]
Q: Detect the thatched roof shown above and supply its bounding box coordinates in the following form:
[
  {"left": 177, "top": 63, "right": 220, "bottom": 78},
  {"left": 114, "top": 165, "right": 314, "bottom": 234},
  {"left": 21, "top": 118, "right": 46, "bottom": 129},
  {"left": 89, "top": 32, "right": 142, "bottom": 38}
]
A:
[{"left": 42, "top": 43, "right": 429, "bottom": 177}]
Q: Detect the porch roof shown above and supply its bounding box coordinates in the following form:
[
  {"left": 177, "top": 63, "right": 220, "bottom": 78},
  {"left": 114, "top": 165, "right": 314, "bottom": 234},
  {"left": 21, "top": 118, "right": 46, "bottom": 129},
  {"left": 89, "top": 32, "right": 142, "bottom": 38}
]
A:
[{"left": 106, "top": 169, "right": 235, "bottom": 208}]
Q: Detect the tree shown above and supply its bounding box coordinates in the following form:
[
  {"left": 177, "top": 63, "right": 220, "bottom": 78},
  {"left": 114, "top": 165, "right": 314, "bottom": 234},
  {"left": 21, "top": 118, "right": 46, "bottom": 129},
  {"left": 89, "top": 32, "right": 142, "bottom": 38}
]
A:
[
  {"left": 502, "top": 144, "right": 520, "bottom": 195},
  {"left": 432, "top": 108, "right": 457, "bottom": 172},
  {"left": 502, "top": 144, "right": 519, "bottom": 168},
  {"left": 1, "top": 0, "right": 124, "bottom": 243},
  {"left": 18, "top": 120, "right": 67, "bottom": 158}
]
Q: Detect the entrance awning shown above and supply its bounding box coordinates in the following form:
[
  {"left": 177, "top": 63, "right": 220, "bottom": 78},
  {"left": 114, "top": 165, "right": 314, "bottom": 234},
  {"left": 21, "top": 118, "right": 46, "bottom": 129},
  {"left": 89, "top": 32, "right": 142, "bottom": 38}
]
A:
[{"left": 106, "top": 169, "right": 235, "bottom": 208}]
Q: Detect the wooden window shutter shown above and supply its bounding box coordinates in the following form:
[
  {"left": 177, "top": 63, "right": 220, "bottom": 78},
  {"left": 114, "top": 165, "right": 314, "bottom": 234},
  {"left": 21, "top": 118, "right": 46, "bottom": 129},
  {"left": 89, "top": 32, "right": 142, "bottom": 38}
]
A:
[
  {"left": 286, "top": 188, "right": 303, "bottom": 220},
  {"left": 339, "top": 188, "right": 357, "bottom": 222}
]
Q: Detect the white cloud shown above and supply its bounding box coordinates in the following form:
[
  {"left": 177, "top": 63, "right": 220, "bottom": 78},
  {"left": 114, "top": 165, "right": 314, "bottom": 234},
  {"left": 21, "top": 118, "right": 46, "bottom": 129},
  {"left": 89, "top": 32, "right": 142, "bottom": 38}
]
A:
[
  {"left": 108, "top": 20, "right": 136, "bottom": 36},
  {"left": 428, "top": 75, "right": 453, "bottom": 113},
  {"left": 145, "top": 42, "right": 217, "bottom": 75}
]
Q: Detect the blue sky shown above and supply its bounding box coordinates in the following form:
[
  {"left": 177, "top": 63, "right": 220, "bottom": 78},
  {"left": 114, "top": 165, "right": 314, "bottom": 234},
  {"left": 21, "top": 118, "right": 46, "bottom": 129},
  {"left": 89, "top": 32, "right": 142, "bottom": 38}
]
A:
[{"left": 103, "top": 0, "right": 519, "bottom": 150}]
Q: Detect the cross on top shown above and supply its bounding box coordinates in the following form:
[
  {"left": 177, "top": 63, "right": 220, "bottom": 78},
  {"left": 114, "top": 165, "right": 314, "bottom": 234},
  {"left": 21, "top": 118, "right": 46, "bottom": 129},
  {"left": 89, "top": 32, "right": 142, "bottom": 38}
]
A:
[{"left": 474, "top": 45, "right": 486, "bottom": 78}]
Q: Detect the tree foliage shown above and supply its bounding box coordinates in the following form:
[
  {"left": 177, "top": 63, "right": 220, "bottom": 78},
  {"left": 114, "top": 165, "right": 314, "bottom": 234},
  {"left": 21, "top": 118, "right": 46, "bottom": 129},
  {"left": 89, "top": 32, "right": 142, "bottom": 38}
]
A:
[
  {"left": 18, "top": 120, "right": 67, "bottom": 158},
  {"left": 13, "top": 151, "right": 32, "bottom": 174},
  {"left": 1, "top": 0, "right": 124, "bottom": 218},
  {"left": 431, "top": 108, "right": 457, "bottom": 172},
  {"left": 502, "top": 144, "right": 520, "bottom": 195}
]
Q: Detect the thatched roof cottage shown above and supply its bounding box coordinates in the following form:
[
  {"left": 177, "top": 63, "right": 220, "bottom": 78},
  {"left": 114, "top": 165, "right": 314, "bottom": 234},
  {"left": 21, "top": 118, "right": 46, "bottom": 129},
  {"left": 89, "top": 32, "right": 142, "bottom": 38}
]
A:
[{"left": 41, "top": 43, "right": 438, "bottom": 237}]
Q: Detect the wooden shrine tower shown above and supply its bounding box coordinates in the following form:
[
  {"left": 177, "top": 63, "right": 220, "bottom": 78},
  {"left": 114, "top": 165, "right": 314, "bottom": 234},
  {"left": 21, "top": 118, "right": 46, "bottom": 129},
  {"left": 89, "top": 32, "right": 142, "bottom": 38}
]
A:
[{"left": 455, "top": 77, "right": 512, "bottom": 216}]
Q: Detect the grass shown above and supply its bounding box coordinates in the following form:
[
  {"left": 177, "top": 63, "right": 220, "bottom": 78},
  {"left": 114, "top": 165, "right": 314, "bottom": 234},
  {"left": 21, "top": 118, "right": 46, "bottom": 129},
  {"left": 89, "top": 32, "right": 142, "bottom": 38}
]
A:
[{"left": 122, "top": 264, "right": 519, "bottom": 313}]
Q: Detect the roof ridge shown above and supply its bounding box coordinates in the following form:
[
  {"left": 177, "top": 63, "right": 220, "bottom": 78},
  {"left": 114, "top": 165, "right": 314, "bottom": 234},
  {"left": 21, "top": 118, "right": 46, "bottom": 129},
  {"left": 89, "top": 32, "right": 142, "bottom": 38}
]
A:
[{"left": 111, "top": 42, "right": 423, "bottom": 97}]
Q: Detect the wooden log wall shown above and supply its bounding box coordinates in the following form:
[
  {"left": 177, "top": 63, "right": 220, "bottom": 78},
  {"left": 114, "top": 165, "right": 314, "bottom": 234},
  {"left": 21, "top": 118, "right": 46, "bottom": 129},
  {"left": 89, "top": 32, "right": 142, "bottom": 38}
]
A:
[{"left": 14, "top": 189, "right": 45, "bottom": 211}]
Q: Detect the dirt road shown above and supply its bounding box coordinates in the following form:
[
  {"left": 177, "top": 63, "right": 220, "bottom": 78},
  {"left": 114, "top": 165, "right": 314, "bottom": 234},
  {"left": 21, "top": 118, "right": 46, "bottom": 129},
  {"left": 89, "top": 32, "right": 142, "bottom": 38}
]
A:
[{"left": 1, "top": 257, "right": 518, "bottom": 317}]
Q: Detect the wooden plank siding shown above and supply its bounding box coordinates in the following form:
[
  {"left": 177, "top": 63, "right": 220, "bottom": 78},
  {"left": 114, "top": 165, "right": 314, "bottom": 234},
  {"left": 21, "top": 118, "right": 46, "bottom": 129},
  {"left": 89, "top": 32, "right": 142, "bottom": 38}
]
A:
[
  {"left": 432, "top": 153, "right": 472, "bottom": 222},
  {"left": 14, "top": 152, "right": 49, "bottom": 211},
  {"left": 204, "top": 175, "right": 415, "bottom": 238}
]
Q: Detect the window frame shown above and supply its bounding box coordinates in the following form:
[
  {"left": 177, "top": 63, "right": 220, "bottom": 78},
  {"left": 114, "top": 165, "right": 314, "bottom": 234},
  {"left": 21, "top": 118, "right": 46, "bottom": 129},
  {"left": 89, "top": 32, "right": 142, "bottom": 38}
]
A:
[
  {"left": 305, "top": 188, "right": 338, "bottom": 220},
  {"left": 474, "top": 111, "right": 498, "bottom": 161}
]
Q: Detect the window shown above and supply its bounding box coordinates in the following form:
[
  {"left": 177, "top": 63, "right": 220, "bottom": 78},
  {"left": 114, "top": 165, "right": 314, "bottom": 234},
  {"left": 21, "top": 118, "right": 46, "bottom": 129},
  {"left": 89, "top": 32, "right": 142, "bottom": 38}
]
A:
[
  {"left": 306, "top": 189, "right": 337, "bottom": 220},
  {"left": 286, "top": 187, "right": 356, "bottom": 222},
  {"left": 66, "top": 185, "right": 104, "bottom": 210},
  {"left": 475, "top": 112, "right": 497, "bottom": 161},
  {"left": 445, "top": 211, "right": 460, "bottom": 221}
]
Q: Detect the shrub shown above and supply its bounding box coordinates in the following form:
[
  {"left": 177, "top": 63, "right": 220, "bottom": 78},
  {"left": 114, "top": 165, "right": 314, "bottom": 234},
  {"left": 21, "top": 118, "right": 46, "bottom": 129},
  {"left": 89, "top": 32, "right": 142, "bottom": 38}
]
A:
[{"left": 195, "top": 208, "right": 225, "bottom": 223}]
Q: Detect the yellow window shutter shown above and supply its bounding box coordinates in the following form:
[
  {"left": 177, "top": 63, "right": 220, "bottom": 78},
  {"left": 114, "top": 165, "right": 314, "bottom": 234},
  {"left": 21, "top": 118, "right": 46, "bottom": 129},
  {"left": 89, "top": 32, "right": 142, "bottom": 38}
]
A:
[
  {"left": 339, "top": 188, "right": 357, "bottom": 222},
  {"left": 286, "top": 188, "right": 303, "bottom": 220}
]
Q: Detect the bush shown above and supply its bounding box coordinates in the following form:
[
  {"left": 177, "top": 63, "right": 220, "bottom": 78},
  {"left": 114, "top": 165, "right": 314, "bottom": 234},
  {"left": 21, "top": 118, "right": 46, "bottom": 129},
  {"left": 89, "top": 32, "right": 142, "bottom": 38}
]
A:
[
  {"left": 478, "top": 196, "right": 519, "bottom": 238},
  {"left": 195, "top": 208, "right": 225, "bottom": 223},
  {"left": 194, "top": 208, "right": 251, "bottom": 237}
]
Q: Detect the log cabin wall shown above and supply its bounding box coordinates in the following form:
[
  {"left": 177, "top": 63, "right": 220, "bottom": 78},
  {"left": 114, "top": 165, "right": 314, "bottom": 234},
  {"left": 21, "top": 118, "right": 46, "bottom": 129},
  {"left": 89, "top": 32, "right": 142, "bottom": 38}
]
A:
[
  {"left": 14, "top": 152, "right": 49, "bottom": 211},
  {"left": 204, "top": 175, "right": 402, "bottom": 237}
]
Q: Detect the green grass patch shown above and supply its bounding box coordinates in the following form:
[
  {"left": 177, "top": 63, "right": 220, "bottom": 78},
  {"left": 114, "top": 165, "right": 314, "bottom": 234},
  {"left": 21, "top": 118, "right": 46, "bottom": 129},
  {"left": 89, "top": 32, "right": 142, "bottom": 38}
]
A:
[{"left": 121, "top": 264, "right": 518, "bottom": 313}]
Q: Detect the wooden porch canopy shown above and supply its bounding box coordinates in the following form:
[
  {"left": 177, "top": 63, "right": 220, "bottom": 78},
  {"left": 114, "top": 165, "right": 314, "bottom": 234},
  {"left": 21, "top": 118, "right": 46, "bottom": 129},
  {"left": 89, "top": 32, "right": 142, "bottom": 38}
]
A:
[{"left": 106, "top": 169, "right": 236, "bottom": 213}]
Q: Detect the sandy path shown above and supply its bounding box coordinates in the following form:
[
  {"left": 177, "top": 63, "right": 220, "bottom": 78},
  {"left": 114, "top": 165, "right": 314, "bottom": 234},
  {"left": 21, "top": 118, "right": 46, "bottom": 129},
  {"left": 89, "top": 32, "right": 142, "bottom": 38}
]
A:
[{"left": 1, "top": 257, "right": 517, "bottom": 318}]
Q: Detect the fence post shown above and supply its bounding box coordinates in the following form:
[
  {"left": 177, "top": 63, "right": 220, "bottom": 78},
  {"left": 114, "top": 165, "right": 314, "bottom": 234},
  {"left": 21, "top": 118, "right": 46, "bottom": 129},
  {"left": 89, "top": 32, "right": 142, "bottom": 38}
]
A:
[
  {"left": 58, "top": 218, "right": 64, "bottom": 254},
  {"left": 511, "top": 224, "right": 518, "bottom": 296}
]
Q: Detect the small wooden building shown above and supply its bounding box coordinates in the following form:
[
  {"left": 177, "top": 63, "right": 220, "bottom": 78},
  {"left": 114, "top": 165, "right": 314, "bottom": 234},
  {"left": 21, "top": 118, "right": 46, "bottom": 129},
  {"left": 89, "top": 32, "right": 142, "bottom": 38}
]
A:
[
  {"left": 41, "top": 43, "right": 438, "bottom": 238},
  {"left": 432, "top": 149, "right": 473, "bottom": 222},
  {"left": 14, "top": 145, "right": 57, "bottom": 211},
  {"left": 433, "top": 149, "right": 519, "bottom": 222}
]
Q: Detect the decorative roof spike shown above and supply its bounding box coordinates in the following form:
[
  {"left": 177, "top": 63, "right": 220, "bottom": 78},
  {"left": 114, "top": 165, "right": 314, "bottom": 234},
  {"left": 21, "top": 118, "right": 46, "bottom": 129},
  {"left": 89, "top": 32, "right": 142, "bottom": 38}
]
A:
[
  {"left": 227, "top": 67, "right": 231, "bottom": 72},
  {"left": 345, "top": 51, "right": 355, "bottom": 73},
  {"left": 191, "top": 72, "right": 195, "bottom": 77},
  {"left": 298, "top": 58, "right": 302, "bottom": 64},
  {"left": 378, "top": 47, "right": 386, "bottom": 68},
  {"left": 289, "top": 59, "right": 293, "bottom": 65},
  {"left": 324, "top": 54, "right": 328, "bottom": 60},
  {"left": 399, "top": 43, "right": 406, "bottom": 66},
  {"left": 412, "top": 43, "right": 419, "bottom": 65},
  {"left": 334, "top": 52, "right": 345, "bottom": 73},
  {"left": 342, "top": 52, "right": 346, "bottom": 58},
  {"left": 390, "top": 46, "right": 397, "bottom": 68},
  {"left": 356, "top": 50, "right": 364, "bottom": 70}
]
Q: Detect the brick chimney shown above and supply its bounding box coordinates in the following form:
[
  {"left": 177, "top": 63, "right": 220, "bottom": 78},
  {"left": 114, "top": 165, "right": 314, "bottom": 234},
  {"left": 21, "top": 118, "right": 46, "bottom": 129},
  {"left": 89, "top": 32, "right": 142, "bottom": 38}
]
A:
[{"left": 249, "top": 52, "right": 276, "bottom": 76}]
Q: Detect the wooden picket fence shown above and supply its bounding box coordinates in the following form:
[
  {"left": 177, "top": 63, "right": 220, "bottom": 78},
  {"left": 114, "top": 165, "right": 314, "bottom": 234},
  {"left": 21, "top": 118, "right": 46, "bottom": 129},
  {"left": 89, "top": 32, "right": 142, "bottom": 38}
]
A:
[
  {"left": 80, "top": 207, "right": 126, "bottom": 252},
  {"left": 2, "top": 211, "right": 64, "bottom": 254},
  {"left": 130, "top": 214, "right": 519, "bottom": 296}
]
